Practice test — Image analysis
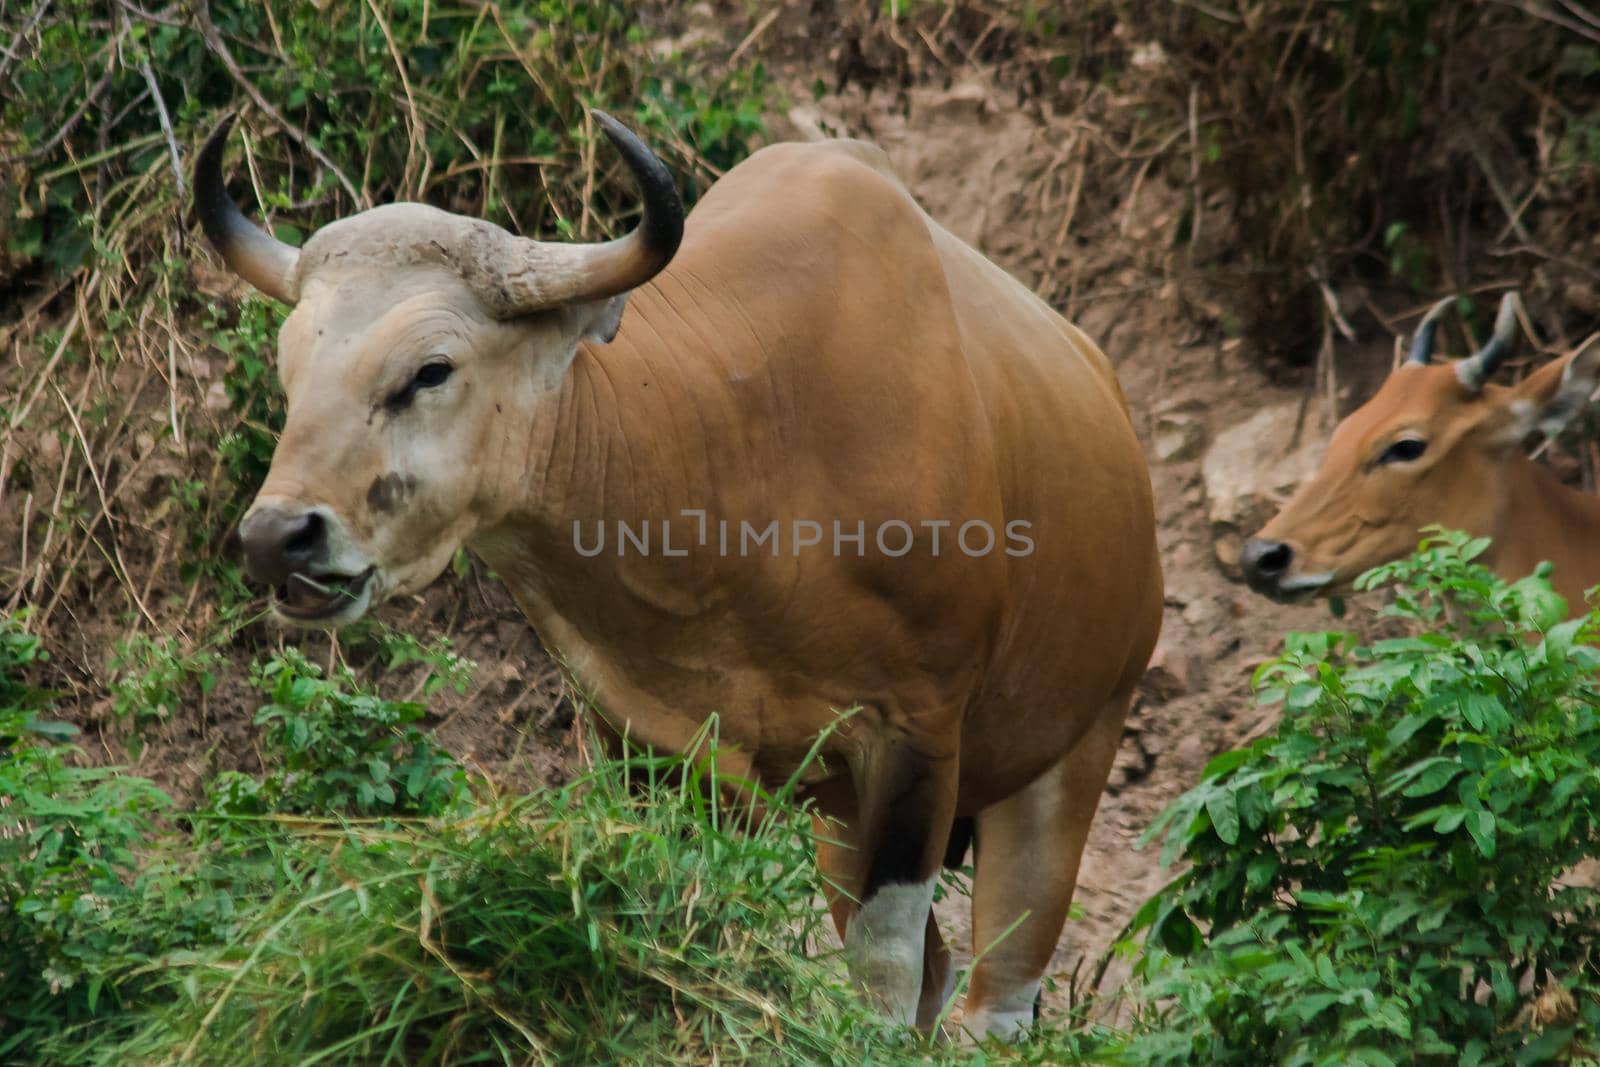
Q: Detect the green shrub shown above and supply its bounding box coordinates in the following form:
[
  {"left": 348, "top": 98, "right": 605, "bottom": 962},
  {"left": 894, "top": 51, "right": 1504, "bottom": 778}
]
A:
[
  {"left": 0, "top": 614, "right": 179, "bottom": 1057},
  {"left": 107, "top": 633, "right": 222, "bottom": 732},
  {"left": 210, "top": 646, "right": 470, "bottom": 818},
  {"left": 1129, "top": 529, "right": 1600, "bottom": 1065}
]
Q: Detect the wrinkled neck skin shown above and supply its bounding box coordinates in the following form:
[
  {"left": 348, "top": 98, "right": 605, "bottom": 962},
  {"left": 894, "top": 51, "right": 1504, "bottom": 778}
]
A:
[
  {"left": 1483, "top": 453, "right": 1600, "bottom": 611},
  {"left": 464, "top": 306, "right": 711, "bottom": 639},
  {"left": 469, "top": 342, "right": 615, "bottom": 579}
]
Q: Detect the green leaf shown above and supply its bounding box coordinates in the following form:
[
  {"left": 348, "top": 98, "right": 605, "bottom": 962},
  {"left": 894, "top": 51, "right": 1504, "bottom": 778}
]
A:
[
  {"left": 1392, "top": 757, "right": 1463, "bottom": 798},
  {"left": 1206, "top": 788, "right": 1240, "bottom": 845},
  {"left": 23, "top": 717, "right": 79, "bottom": 740},
  {"left": 1246, "top": 853, "right": 1280, "bottom": 891},
  {"left": 1459, "top": 693, "right": 1509, "bottom": 733},
  {"left": 1515, "top": 1026, "right": 1576, "bottom": 1064},
  {"left": 1466, "top": 809, "right": 1496, "bottom": 857},
  {"left": 1157, "top": 908, "right": 1203, "bottom": 957},
  {"left": 1201, "top": 747, "right": 1251, "bottom": 780}
]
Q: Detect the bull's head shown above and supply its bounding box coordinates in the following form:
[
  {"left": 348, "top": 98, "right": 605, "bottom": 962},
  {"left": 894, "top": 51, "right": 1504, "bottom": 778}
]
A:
[
  {"left": 1241, "top": 292, "right": 1600, "bottom": 601},
  {"left": 195, "top": 112, "right": 683, "bottom": 625}
]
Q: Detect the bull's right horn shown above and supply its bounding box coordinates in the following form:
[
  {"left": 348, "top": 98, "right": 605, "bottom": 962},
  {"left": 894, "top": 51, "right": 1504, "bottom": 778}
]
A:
[
  {"left": 1406, "top": 295, "right": 1457, "bottom": 366},
  {"left": 194, "top": 113, "right": 301, "bottom": 304},
  {"left": 475, "top": 109, "right": 685, "bottom": 317}
]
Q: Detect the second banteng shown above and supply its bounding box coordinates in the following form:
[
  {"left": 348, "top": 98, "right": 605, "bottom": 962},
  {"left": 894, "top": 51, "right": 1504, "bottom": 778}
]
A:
[{"left": 1241, "top": 293, "right": 1600, "bottom": 612}]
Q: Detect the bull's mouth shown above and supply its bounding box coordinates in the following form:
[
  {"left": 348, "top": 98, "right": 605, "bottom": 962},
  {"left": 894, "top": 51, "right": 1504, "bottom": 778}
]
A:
[{"left": 274, "top": 567, "right": 376, "bottom": 623}]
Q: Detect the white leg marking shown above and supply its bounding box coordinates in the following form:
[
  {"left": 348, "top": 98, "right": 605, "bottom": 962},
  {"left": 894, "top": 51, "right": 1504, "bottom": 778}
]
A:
[
  {"left": 843, "top": 877, "right": 939, "bottom": 1026},
  {"left": 965, "top": 978, "right": 1040, "bottom": 1042}
]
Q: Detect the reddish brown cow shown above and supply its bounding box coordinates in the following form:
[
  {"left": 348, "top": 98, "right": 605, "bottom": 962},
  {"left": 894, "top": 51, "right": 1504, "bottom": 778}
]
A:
[{"left": 1242, "top": 293, "right": 1600, "bottom": 610}]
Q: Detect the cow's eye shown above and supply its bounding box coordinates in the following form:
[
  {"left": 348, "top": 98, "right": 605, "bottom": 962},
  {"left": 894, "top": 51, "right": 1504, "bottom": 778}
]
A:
[
  {"left": 1377, "top": 437, "right": 1428, "bottom": 465},
  {"left": 413, "top": 359, "right": 454, "bottom": 390},
  {"left": 387, "top": 359, "right": 453, "bottom": 411}
]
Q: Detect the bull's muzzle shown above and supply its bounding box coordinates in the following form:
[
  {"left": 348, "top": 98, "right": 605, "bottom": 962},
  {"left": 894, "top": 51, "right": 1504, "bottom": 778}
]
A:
[
  {"left": 239, "top": 506, "right": 326, "bottom": 587},
  {"left": 238, "top": 504, "right": 375, "bottom": 625}
]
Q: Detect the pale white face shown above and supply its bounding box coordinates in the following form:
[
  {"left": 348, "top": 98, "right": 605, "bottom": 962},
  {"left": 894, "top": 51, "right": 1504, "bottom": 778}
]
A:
[{"left": 237, "top": 233, "right": 620, "bottom": 627}]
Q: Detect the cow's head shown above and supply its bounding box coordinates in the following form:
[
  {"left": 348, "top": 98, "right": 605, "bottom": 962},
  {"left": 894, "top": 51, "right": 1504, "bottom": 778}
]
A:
[
  {"left": 1241, "top": 292, "right": 1600, "bottom": 601},
  {"left": 196, "top": 112, "right": 683, "bottom": 626}
]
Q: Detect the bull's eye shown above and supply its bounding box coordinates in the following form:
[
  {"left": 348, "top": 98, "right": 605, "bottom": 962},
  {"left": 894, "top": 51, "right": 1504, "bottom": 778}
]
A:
[
  {"left": 413, "top": 360, "right": 454, "bottom": 389},
  {"left": 1377, "top": 437, "right": 1428, "bottom": 465},
  {"left": 386, "top": 359, "right": 454, "bottom": 411}
]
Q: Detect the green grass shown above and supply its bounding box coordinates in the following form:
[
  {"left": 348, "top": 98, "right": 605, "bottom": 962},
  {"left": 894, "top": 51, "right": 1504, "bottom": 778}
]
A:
[{"left": 0, "top": 616, "right": 1114, "bottom": 1064}]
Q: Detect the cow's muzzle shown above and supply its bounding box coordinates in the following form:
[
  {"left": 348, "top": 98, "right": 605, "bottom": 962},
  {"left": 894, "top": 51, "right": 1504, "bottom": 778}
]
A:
[
  {"left": 239, "top": 504, "right": 376, "bottom": 625},
  {"left": 1239, "top": 537, "right": 1335, "bottom": 603}
]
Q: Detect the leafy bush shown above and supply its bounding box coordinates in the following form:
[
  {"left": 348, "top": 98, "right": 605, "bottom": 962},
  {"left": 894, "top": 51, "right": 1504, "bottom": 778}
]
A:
[
  {"left": 1130, "top": 529, "right": 1600, "bottom": 1065},
  {"left": 0, "top": 615, "right": 178, "bottom": 1057},
  {"left": 107, "top": 633, "right": 222, "bottom": 732},
  {"left": 210, "top": 646, "right": 470, "bottom": 818}
]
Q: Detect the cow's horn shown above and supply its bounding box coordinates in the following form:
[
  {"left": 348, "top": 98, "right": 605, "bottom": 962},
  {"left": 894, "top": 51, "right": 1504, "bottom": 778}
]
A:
[
  {"left": 1406, "top": 296, "right": 1456, "bottom": 366},
  {"left": 193, "top": 113, "right": 301, "bottom": 304},
  {"left": 1455, "top": 291, "right": 1521, "bottom": 392},
  {"left": 490, "top": 109, "right": 684, "bottom": 314}
]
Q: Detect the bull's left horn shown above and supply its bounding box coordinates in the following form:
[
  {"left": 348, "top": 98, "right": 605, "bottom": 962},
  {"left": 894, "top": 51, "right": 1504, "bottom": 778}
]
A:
[
  {"left": 481, "top": 110, "right": 684, "bottom": 315},
  {"left": 1406, "top": 296, "right": 1456, "bottom": 365},
  {"left": 1455, "top": 291, "right": 1521, "bottom": 392},
  {"left": 193, "top": 114, "right": 301, "bottom": 304}
]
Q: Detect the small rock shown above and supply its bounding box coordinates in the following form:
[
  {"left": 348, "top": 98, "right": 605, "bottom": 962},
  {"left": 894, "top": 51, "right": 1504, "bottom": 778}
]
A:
[
  {"left": 204, "top": 378, "right": 230, "bottom": 415},
  {"left": 1141, "top": 641, "right": 1192, "bottom": 700},
  {"left": 1153, "top": 412, "right": 1206, "bottom": 463},
  {"left": 1173, "top": 730, "right": 1210, "bottom": 770}
]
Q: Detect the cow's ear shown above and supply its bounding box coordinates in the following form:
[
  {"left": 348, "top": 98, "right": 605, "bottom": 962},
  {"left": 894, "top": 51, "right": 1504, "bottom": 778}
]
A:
[
  {"left": 574, "top": 295, "right": 628, "bottom": 345},
  {"left": 1512, "top": 337, "right": 1600, "bottom": 439}
]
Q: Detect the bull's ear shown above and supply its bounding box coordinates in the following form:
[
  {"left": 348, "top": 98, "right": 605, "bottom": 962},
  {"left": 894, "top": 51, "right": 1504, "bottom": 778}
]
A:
[
  {"left": 1512, "top": 336, "right": 1600, "bottom": 439},
  {"left": 582, "top": 295, "right": 628, "bottom": 344},
  {"left": 556, "top": 294, "right": 628, "bottom": 346}
]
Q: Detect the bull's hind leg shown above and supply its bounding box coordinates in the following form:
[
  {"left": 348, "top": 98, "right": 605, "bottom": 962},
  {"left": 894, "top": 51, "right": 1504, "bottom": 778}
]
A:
[
  {"left": 813, "top": 733, "right": 960, "bottom": 1028},
  {"left": 815, "top": 803, "right": 967, "bottom": 1033},
  {"left": 964, "top": 694, "right": 1130, "bottom": 1039}
]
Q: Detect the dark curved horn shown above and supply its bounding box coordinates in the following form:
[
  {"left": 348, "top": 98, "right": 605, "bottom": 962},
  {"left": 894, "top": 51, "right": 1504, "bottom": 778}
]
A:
[
  {"left": 1407, "top": 296, "right": 1456, "bottom": 365},
  {"left": 485, "top": 109, "right": 684, "bottom": 314},
  {"left": 194, "top": 114, "right": 300, "bottom": 303},
  {"left": 1454, "top": 292, "right": 1521, "bottom": 392}
]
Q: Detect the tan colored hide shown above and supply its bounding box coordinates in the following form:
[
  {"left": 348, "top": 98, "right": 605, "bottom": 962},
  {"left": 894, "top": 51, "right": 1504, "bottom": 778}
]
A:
[{"left": 207, "top": 129, "right": 1162, "bottom": 1039}]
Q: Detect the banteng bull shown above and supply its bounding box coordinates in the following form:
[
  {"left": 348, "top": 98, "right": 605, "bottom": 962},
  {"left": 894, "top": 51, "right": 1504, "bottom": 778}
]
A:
[
  {"left": 1242, "top": 292, "right": 1600, "bottom": 611},
  {"left": 194, "top": 111, "right": 1163, "bottom": 1037}
]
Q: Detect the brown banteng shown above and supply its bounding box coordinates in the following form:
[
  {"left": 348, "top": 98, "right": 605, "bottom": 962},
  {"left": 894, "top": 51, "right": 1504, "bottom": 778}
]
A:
[
  {"left": 1242, "top": 293, "right": 1600, "bottom": 611},
  {"left": 194, "top": 112, "right": 1163, "bottom": 1037}
]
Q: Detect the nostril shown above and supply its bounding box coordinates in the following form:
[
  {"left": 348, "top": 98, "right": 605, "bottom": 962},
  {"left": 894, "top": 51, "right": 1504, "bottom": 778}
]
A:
[
  {"left": 1242, "top": 538, "right": 1293, "bottom": 579},
  {"left": 282, "top": 512, "right": 325, "bottom": 562},
  {"left": 239, "top": 506, "right": 328, "bottom": 586}
]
